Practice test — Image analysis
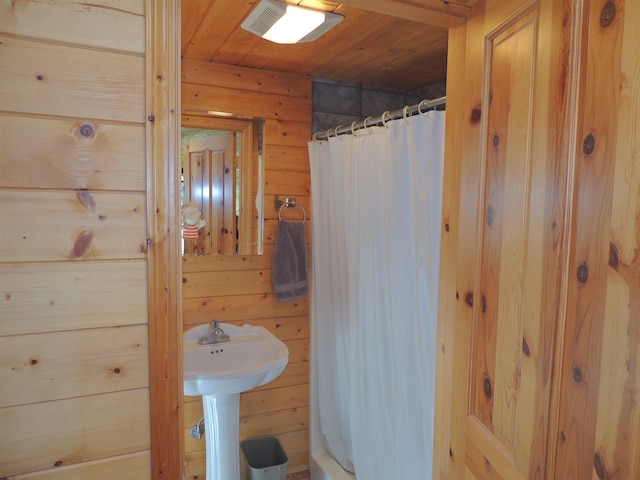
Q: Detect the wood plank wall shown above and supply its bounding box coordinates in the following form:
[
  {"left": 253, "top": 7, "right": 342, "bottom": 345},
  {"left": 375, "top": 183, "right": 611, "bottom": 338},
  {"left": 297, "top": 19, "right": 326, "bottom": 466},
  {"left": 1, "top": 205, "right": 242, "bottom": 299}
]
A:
[
  {"left": 181, "top": 59, "right": 312, "bottom": 480},
  {"left": 0, "top": 1, "right": 152, "bottom": 478}
]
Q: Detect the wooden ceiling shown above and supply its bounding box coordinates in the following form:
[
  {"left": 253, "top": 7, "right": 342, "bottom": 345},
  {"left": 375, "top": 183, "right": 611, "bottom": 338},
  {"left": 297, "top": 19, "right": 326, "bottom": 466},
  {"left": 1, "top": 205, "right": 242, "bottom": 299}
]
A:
[{"left": 181, "top": 0, "right": 477, "bottom": 91}]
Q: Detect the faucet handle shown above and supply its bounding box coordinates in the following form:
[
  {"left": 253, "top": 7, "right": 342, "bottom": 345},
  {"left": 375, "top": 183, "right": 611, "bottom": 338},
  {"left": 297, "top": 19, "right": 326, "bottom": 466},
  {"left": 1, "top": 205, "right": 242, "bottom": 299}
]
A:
[{"left": 210, "top": 319, "right": 222, "bottom": 332}]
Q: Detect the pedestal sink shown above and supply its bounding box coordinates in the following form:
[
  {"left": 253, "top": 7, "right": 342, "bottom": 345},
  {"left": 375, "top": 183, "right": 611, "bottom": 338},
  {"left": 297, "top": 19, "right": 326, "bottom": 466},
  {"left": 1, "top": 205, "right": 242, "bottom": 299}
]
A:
[{"left": 183, "top": 322, "right": 289, "bottom": 480}]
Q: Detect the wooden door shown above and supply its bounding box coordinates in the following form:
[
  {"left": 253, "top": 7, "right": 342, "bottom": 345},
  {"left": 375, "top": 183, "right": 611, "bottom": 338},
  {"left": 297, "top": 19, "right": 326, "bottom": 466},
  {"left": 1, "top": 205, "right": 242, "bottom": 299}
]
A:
[
  {"left": 435, "top": 0, "right": 578, "bottom": 478},
  {"left": 183, "top": 132, "right": 236, "bottom": 255}
]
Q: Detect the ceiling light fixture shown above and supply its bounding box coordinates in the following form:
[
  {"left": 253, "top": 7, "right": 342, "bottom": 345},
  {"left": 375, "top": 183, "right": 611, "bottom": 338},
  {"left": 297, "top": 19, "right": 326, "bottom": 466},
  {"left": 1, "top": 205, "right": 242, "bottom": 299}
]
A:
[{"left": 241, "top": 0, "right": 343, "bottom": 44}]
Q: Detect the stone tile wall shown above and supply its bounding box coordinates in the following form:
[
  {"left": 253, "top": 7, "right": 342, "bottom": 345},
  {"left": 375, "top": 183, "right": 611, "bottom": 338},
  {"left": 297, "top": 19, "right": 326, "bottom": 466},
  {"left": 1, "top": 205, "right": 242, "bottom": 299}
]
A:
[{"left": 311, "top": 77, "right": 446, "bottom": 136}]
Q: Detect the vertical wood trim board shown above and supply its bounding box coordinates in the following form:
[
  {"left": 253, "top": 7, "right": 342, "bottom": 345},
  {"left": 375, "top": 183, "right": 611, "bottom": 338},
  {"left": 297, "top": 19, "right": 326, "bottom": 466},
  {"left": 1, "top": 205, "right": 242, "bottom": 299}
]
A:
[
  {"left": 432, "top": 18, "right": 467, "bottom": 480},
  {"left": 146, "top": 0, "right": 184, "bottom": 478}
]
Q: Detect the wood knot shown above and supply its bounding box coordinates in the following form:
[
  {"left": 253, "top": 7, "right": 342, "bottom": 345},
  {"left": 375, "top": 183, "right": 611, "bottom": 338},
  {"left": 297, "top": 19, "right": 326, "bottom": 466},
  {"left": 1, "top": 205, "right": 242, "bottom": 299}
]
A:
[
  {"left": 470, "top": 107, "right": 482, "bottom": 124},
  {"left": 79, "top": 123, "right": 95, "bottom": 138},
  {"left": 594, "top": 452, "right": 607, "bottom": 480},
  {"left": 483, "top": 375, "right": 493, "bottom": 400},
  {"left": 600, "top": 1, "right": 616, "bottom": 28},
  {"left": 609, "top": 242, "right": 619, "bottom": 269},
  {"left": 71, "top": 230, "right": 94, "bottom": 258},
  {"left": 577, "top": 263, "right": 589, "bottom": 283},
  {"left": 522, "top": 337, "right": 531, "bottom": 357},
  {"left": 572, "top": 366, "right": 584, "bottom": 384},
  {"left": 465, "top": 291, "right": 474, "bottom": 307},
  {"left": 583, "top": 133, "right": 595, "bottom": 155},
  {"left": 486, "top": 205, "right": 495, "bottom": 226},
  {"left": 75, "top": 189, "right": 96, "bottom": 211}
]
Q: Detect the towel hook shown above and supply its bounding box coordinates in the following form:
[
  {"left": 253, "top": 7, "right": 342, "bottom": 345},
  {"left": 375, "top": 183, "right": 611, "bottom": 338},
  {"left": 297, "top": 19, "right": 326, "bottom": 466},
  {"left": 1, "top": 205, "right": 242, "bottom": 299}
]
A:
[{"left": 278, "top": 197, "right": 306, "bottom": 223}]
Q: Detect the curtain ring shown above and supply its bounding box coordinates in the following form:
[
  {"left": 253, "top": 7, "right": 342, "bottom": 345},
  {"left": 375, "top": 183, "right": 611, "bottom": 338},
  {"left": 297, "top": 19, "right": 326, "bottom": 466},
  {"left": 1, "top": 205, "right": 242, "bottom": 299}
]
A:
[
  {"left": 403, "top": 105, "right": 410, "bottom": 119},
  {"left": 363, "top": 116, "right": 374, "bottom": 129},
  {"left": 332, "top": 125, "right": 343, "bottom": 138},
  {"left": 381, "top": 111, "right": 391, "bottom": 126},
  {"left": 418, "top": 100, "right": 429, "bottom": 114},
  {"left": 350, "top": 121, "right": 358, "bottom": 135}
]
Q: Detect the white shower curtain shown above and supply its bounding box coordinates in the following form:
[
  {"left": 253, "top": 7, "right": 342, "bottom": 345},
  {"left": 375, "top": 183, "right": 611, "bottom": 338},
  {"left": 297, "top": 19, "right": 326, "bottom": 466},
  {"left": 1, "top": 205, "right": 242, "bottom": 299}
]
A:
[{"left": 309, "top": 110, "right": 445, "bottom": 479}]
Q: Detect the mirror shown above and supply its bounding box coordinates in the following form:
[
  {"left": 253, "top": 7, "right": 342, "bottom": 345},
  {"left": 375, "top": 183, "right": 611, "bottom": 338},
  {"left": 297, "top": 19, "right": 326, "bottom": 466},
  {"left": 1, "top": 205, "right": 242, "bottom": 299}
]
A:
[{"left": 181, "top": 114, "right": 264, "bottom": 256}]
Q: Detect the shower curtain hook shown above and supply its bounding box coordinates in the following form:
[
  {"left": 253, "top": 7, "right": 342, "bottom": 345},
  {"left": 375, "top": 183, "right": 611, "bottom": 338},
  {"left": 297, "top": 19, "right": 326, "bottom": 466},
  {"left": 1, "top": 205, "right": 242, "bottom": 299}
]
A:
[
  {"left": 418, "top": 100, "right": 429, "bottom": 114},
  {"left": 403, "top": 105, "right": 409, "bottom": 119},
  {"left": 350, "top": 121, "right": 358, "bottom": 135},
  {"left": 381, "top": 111, "right": 391, "bottom": 126},
  {"left": 363, "top": 116, "right": 374, "bottom": 129},
  {"left": 332, "top": 125, "right": 343, "bottom": 138}
]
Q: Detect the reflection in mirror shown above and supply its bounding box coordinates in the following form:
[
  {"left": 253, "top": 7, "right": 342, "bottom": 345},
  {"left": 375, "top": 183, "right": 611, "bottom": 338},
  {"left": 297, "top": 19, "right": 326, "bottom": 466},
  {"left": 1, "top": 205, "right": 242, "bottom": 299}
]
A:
[{"left": 181, "top": 115, "right": 264, "bottom": 256}]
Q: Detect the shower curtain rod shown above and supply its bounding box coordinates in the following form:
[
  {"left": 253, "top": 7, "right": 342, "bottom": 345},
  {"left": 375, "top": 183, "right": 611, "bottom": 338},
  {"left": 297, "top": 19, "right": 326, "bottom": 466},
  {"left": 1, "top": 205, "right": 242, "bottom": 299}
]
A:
[{"left": 312, "top": 95, "right": 446, "bottom": 141}]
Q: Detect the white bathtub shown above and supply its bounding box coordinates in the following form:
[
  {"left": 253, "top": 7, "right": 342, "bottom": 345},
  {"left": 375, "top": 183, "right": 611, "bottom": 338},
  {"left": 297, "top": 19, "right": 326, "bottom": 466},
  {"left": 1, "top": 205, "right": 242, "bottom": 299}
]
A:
[{"left": 310, "top": 451, "right": 356, "bottom": 480}]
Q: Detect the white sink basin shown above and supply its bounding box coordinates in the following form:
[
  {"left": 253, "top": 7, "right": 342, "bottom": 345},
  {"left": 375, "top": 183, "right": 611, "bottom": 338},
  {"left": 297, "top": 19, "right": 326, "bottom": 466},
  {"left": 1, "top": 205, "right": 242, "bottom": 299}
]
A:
[{"left": 183, "top": 322, "right": 289, "bottom": 396}]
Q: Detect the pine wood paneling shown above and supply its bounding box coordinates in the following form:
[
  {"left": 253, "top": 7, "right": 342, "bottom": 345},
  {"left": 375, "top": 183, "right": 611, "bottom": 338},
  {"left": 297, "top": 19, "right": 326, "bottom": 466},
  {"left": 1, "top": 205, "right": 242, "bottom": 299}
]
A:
[
  {"left": 181, "top": 59, "right": 311, "bottom": 479},
  {"left": 265, "top": 170, "right": 312, "bottom": 196},
  {"left": 0, "top": 389, "right": 150, "bottom": 478},
  {"left": 0, "top": 190, "right": 147, "bottom": 262},
  {"left": 7, "top": 452, "right": 151, "bottom": 480},
  {"left": 267, "top": 146, "right": 311, "bottom": 172},
  {"left": 0, "top": 36, "right": 144, "bottom": 122},
  {"left": 180, "top": 1, "right": 459, "bottom": 90},
  {"left": 554, "top": 0, "right": 640, "bottom": 477},
  {"left": 0, "top": 261, "right": 147, "bottom": 335},
  {"left": 181, "top": 59, "right": 311, "bottom": 98},
  {"left": 0, "top": 325, "right": 149, "bottom": 407},
  {"left": 182, "top": 269, "right": 272, "bottom": 297},
  {"left": 264, "top": 120, "right": 312, "bottom": 148},
  {"left": 182, "top": 83, "right": 311, "bottom": 122},
  {"left": 338, "top": 0, "right": 470, "bottom": 26},
  {"left": 0, "top": 114, "right": 145, "bottom": 191},
  {"left": 0, "top": 0, "right": 144, "bottom": 53},
  {"left": 0, "top": 1, "right": 159, "bottom": 478}
]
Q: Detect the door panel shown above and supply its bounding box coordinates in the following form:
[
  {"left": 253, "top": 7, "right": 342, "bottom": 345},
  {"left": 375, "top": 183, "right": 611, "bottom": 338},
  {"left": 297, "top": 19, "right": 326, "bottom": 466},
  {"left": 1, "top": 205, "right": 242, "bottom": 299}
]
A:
[
  {"left": 467, "top": 6, "right": 545, "bottom": 479},
  {"left": 439, "top": 0, "right": 640, "bottom": 478},
  {"left": 440, "top": 0, "right": 575, "bottom": 478}
]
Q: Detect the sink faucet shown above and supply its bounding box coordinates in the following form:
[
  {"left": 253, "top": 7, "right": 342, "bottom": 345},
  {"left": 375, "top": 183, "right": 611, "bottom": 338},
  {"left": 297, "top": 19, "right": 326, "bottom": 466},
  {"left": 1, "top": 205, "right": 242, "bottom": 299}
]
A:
[{"left": 198, "top": 320, "right": 230, "bottom": 345}]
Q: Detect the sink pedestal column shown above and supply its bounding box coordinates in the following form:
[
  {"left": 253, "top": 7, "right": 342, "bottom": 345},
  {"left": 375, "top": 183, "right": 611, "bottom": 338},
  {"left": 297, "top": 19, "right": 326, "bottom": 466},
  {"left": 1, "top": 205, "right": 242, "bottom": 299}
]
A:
[{"left": 202, "top": 393, "right": 241, "bottom": 480}]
